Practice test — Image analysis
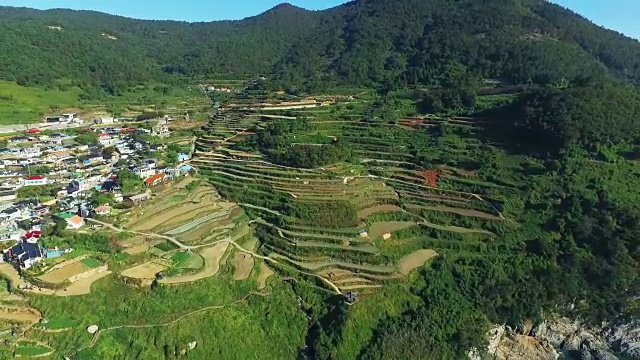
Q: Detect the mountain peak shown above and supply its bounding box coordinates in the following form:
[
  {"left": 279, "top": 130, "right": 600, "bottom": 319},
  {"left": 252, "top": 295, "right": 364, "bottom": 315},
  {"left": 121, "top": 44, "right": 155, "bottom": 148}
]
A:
[{"left": 267, "top": 3, "right": 308, "bottom": 14}]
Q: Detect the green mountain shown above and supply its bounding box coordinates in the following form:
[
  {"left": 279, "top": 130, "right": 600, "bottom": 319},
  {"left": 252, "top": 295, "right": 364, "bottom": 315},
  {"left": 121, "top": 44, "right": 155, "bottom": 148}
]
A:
[
  {"left": 0, "top": 0, "right": 639, "bottom": 93},
  {"left": 0, "top": 3, "right": 323, "bottom": 91},
  {"left": 275, "top": 0, "right": 640, "bottom": 89}
]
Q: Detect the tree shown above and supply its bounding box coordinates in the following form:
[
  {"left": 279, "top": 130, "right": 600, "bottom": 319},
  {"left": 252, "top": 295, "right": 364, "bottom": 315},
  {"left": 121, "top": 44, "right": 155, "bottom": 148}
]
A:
[
  {"left": 89, "top": 190, "right": 115, "bottom": 207},
  {"left": 74, "top": 132, "right": 99, "bottom": 146},
  {"left": 117, "top": 169, "right": 143, "bottom": 195}
]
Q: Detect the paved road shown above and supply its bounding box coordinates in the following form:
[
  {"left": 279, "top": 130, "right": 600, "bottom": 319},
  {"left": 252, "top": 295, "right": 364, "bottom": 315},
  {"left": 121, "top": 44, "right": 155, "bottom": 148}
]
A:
[{"left": 0, "top": 121, "right": 87, "bottom": 134}]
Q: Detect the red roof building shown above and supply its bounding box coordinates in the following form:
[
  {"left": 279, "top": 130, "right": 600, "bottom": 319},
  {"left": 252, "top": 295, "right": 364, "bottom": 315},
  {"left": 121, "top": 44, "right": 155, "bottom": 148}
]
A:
[
  {"left": 144, "top": 173, "right": 166, "bottom": 186},
  {"left": 25, "top": 175, "right": 45, "bottom": 181}
]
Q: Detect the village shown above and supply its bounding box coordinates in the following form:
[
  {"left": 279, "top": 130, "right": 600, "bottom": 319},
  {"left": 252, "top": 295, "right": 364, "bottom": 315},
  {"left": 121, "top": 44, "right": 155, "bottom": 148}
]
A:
[{"left": 0, "top": 113, "right": 194, "bottom": 272}]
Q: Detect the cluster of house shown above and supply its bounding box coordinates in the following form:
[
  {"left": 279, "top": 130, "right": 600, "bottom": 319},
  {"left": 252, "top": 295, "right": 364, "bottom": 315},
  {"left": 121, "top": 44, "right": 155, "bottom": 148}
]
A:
[{"left": 0, "top": 123, "right": 193, "bottom": 271}]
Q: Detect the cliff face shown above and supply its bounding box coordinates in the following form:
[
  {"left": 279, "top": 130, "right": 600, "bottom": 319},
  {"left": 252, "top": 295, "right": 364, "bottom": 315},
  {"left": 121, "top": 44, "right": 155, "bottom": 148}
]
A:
[{"left": 480, "top": 315, "right": 640, "bottom": 360}]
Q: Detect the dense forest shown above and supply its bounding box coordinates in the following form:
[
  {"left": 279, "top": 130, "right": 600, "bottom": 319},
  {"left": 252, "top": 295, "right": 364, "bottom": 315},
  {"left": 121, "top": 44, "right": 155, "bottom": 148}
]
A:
[{"left": 1, "top": 0, "right": 640, "bottom": 95}]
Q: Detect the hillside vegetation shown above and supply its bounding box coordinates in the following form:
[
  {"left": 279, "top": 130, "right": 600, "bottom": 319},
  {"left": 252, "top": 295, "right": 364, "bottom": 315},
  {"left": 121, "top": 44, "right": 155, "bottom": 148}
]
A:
[
  {"left": 0, "top": 0, "right": 639, "bottom": 95},
  {"left": 1, "top": 0, "right": 640, "bottom": 359}
]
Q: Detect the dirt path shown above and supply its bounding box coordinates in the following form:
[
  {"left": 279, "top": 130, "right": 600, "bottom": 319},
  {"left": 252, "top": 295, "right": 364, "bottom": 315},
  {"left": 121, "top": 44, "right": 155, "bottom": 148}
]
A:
[
  {"left": 87, "top": 219, "right": 344, "bottom": 294},
  {"left": 72, "top": 291, "right": 270, "bottom": 356},
  {"left": 419, "top": 221, "right": 494, "bottom": 236}
]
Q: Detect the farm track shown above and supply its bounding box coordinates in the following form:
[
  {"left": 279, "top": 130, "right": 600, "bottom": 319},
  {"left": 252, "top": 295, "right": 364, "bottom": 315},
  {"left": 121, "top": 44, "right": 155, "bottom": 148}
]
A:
[
  {"left": 419, "top": 221, "right": 494, "bottom": 236},
  {"left": 295, "top": 241, "right": 380, "bottom": 254},
  {"left": 405, "top": 204, "right": 502, "bottom": 220},
  {"left": 270, "top": 253, "right": 395, "bottom": 274},
  {"left": 87, "top": 218, "right": 344, "bottom": 293}
]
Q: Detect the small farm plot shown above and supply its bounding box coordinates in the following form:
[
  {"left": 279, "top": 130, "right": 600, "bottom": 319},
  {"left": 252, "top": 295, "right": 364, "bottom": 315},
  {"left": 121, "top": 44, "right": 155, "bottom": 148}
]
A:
[
  {"left": 121, "top": 260, "right": 171, "bottom": 279},
  {"left": 14, "top": 341, "right": 52, "bottom": 357},
  {"left": 56, "top": 271, "right": 112, "bottom": 297},
  {"left": 0, "top": 305, "right": 41, "bottom": 324},
  {"left": 159, "top": 242, "right": 230, "bottom": 284},
  {"left": 398, "top": 249, "right": 439, "bottom": 275},
  {"left": 171, "top": 251, "right": 204, "bottom": 270},
  {"left": 368, "top": 221, "right": 417, "bottom": 240},
  {"left": 38, "top": 261, "right": 91, "bottom": 284}
]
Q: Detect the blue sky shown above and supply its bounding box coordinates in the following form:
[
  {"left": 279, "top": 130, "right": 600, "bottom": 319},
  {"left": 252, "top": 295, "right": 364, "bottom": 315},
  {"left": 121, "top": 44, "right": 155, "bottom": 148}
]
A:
[{"left": 1, "top": 0, "right": 638, "bottom": 38}]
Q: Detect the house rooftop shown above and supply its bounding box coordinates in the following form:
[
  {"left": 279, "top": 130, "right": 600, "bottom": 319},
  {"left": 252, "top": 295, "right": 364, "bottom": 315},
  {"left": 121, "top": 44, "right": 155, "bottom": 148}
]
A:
[
  {"left": 57, "top": 211, "right": 76, "bottom": 219},
  {"left": 144, "top": 173, "right": 165, "bottom": 185},
  {"left": 25, "top": 175, "right": 46, "bottom": 180},
  {"left": 67, "top": 215, "right": 84, "bottom": 225}
]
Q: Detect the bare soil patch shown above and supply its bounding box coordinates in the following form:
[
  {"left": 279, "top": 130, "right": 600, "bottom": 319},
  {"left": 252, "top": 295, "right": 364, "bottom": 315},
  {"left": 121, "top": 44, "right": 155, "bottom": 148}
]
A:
[
  {"left": 175, "top": 176, "right": 199, "bottom": 189},
  {"left": 0, "top": 305, "right": 41, "bottom": 323},
  {"left": 332, "top": 277, "right": 373, "bottom": 285},
  {"left": 0, "top": 263, "right": 25, "bottom": 287},
  {"left": 55, "top": 271, "right": 112, "bottom": 296},
  {"left": 369, "top": 221, "right": 417, "bottom": 240},
  {"left": 39, "top": 262, "right": 89, "bottom": 284},
  {"left": 123, "top": 244, "right": 150, "bottom": 255},
  {"left": 159, "top": 242, "right": 229, "bottom": 284},
  {"left": 357, "top": 204, "right": 404, "bottom": 219},
  {"left": 398, "top": 249, "right": 438, "bottom": 275},
  {"left": 121, "top": 261, "right": 169, "bottom": 279},
  {"left": 232, "top": 252, "right": 254, "bottom": 281},
  {"left": 257, "top": 262, "right": 275, "bottom": 289}
]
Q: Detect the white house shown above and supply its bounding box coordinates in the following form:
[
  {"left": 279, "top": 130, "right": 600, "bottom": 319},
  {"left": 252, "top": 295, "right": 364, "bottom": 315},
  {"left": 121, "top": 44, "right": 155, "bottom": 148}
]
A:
[
  {"left": 132, "top": 168, "right": 156, "bottom": 179},
  {"left": 20, "top": 176, "right": 48, "bottom": 186},
  {"left": 98, "top": 117, "right": 115, "bottom": 124},
  {"left": 62, "top": 113, "right": 78, "bottom": 122},
  {"left": 152, "top": 124, "right": 170, "bottom": 137},
  {"left": 68, "top": 175, "right": 101, "bottom": 194},
  {"left": 66, "top": 215, "right": 85, "bottom": 229},
  {"left": 20, "top": 147, "right": 42, "bottom": 159}
]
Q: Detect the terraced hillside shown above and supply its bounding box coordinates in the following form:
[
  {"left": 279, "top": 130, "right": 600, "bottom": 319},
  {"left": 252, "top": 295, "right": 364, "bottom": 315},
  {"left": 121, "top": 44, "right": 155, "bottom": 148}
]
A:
[{"left": 192, "top": 99, "right": 521, "bottom": 293}]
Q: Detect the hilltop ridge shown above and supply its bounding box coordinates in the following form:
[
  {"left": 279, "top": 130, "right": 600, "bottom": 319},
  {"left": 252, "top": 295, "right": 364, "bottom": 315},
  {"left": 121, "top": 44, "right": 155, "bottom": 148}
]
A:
[{"left": 0, "top": 0, "right": 638, "bottom": 94}]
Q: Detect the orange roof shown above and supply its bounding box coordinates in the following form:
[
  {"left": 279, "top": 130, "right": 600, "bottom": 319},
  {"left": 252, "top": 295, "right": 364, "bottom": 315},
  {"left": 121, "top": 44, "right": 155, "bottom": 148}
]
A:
[
  {"left": 67, "top": 215, "right": 84, "bottom": 225},
  {"left": 51, "top": 150, "right": 71, "bottom": 157},
  {"left": 144, "top": 173, "right": 166, "bottom": 185}
]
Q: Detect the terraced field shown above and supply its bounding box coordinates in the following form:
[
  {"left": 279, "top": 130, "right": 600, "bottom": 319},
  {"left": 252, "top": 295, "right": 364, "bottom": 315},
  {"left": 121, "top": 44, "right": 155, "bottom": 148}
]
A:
[{"left": 190, "top": 102, "right": 519, "bottom": 293}]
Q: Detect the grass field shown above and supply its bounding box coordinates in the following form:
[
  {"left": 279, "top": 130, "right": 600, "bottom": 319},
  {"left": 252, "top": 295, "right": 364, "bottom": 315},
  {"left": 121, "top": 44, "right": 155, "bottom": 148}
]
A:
[
  {"left": 80, "top": 258, "right": 102, "bottom": 269},
  {"left": 27, "top": 271, "right": 306, "bottom": 358},
  {"left": 0, "top": 80, "right": 210, "bottom": 124},
  {"left": 37, "top": 317, "right": 76, "bottom": 330},
  {"left": 0, "top": 81, "right": 83, "bottom": 124},
  {"left": 14, "top": 341, "right": 52, "bottom": 356}
]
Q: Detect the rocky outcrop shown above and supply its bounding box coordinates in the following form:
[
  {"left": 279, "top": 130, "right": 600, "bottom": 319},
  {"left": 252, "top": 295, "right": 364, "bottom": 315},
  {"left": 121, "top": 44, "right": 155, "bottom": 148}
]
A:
[
  {"left": 474, "top": 315, "right": 640, "bottom": 360},
  {"left": 603, "top": 317, "right": 640, "bottom": 358}
]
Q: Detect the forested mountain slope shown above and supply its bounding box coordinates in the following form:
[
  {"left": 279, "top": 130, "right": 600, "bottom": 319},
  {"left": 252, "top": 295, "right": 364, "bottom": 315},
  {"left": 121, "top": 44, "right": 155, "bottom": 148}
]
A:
[
  {"left": 0, "top": 0, "right": 639, "bottom": 93},
  {"left": 0, "top": 4, "right": 323, "bottom": 91},
  {"left": 275, "top": 0, "right": 640, "bottom": 89}
]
